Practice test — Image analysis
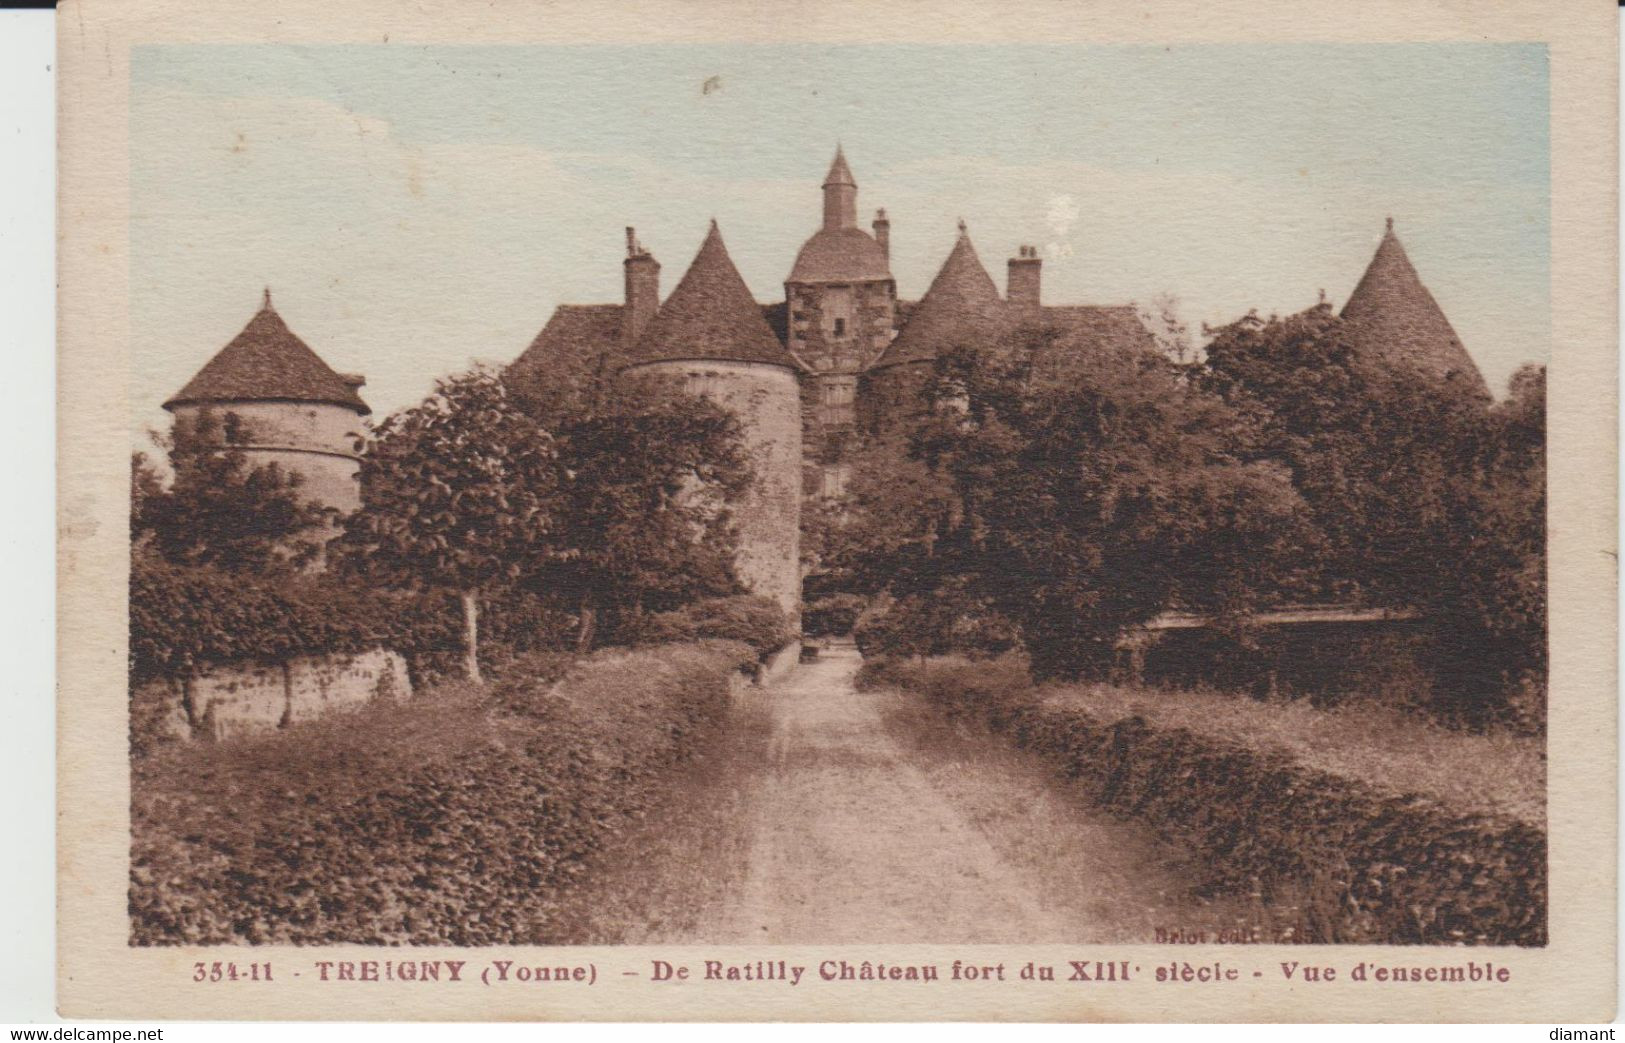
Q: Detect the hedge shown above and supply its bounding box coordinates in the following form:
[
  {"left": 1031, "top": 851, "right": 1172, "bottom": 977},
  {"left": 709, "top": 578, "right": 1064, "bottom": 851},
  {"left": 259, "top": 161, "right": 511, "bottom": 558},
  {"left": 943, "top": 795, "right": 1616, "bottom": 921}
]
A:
[
  {"left": 803, "top": 593, "right": 867, "bottom": 638},
  {"left": 629, "top": 594, "right": 794, "bottom": 660},
  {"left": 129, "top": 640, "right": 754, "bottom": 945},
  {"left": 129, "top": 556, "right": 458, "bottom": 683},
  {"left": 862, "top": 656, "right": 1546, "bottom": 946},
  {"left": 130, "top": 556, "right": 579, "bottom": 688}
]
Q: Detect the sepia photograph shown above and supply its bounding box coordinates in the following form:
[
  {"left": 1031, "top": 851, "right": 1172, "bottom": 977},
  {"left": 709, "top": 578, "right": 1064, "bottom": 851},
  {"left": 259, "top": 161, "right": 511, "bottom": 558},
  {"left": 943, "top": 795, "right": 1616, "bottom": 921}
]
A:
[
  {"left": 49, "top": 0, "right": 1617, "bottom": 1024},
  {"left": 124, "top": 38, "right": 1548, "bottom": 951}
]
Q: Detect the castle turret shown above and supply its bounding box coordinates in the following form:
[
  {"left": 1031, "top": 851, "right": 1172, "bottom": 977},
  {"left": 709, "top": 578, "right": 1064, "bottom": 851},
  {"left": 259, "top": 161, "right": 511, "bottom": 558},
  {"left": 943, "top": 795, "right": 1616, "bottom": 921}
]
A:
[
  {"left": 875, "top": 220, "right": 1005, "bottom": 369},
  {"left": 164, "top": 290, "right": 370, "bottom": 515},
  {"left": 1340, "top": 218, "right": 1490, "bottom": 399},
  {"left": 624, "top": 221, "right": 803, "bottom": 623},
  {"left": 786, "top": 147, "right": 897, "bottom": 498},
  {"left": 822, "top": 145, "right": 858, "bottom": 231},
  {"left": 862, "top": 221, "right": 1007, "bottom": 436},
  {"left": 787, "top": 148, "right": 896, "bottom": 371}
]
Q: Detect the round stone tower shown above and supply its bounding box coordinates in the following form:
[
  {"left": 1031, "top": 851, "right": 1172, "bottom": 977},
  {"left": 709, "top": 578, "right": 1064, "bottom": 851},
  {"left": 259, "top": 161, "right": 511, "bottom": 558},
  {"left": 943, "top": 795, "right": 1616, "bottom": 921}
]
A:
[
  {"left": 622, "top": 221, "right": 804, "bottom": 624},
  {"left": 164, "top": 290, "right": 371, "bottom": 515}
]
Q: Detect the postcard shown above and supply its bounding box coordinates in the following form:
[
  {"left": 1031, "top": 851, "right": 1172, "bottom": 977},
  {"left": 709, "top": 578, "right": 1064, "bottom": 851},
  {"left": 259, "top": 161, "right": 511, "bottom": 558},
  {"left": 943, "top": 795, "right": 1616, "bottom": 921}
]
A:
[{"left": 57, "top": 0, "right": 1618, "bottom": 1021}]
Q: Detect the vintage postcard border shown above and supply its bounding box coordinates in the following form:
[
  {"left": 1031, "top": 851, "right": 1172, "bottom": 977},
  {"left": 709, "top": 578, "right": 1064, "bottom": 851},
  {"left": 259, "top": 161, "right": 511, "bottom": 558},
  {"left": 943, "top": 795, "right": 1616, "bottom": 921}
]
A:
[{"left": 57, "top": 0, "right": 1618, "bottom": 1021}]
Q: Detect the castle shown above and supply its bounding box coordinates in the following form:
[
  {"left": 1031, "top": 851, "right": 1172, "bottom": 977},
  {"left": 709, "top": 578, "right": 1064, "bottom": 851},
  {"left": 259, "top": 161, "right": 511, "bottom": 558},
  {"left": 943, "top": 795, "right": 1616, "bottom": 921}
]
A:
[
  {"left": 167, "top": 148, "right": 1490, "bottom": 622},
  {"left": 165, "top": 287, "right": 371, "bottom": 516}
]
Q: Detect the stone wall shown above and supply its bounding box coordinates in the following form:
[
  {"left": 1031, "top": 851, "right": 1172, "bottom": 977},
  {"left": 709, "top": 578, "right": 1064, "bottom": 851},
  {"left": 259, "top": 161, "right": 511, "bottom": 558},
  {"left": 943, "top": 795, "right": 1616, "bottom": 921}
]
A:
[
  {"left": 758, "top": 639, "right": 803, "bottom": 686},
  {"left": 133, "top": 648, "right": 411, "bottom": 745},
  {"left": 168, "top": 400, "right": 366, "bottom": 514},
  {"left": 786, "top": 280, "right": 895, "bottom": 375},
  {"left": 789, "top": 280, "right": 895, "bottom": 498},
  {"left": 632, "top": 360, "right": 804, "bottom": 625}
]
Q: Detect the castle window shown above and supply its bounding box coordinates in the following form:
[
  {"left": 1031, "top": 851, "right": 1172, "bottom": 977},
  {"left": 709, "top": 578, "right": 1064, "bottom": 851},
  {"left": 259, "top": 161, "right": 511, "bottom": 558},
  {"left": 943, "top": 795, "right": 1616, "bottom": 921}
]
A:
[
  {"left": 824, "top": 382, "right": 854, "bottom": 407},
  {"left": 820, "top": 464, "right": 850, "bottom": 499},
  {"left": 821, "top": 286, "right": 854, "bottom": 339}
]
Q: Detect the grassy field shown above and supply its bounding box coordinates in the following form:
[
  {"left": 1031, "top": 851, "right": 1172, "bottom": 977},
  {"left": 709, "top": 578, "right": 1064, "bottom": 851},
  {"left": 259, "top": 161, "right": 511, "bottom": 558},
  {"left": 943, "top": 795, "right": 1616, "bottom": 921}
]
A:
[
  {"left": 528, "top": 685, "right": 772, "bottom": 944},
  {"left": 877, "top": 691, "right": 1306, "bottom": 943},
  {"left": 130, "top": 642, "right": 750, "bottom": 945},
  {"left": 1038, "top": 681, "right": 1544, "bottom": 823},
  {"left": 863, "top": 654, "right": 1547, "bottom": 945}
]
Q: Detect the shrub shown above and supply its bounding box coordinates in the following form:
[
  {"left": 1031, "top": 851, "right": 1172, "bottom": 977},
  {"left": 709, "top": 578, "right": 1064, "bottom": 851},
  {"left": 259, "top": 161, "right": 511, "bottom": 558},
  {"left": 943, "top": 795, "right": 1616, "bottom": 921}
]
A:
[
  {"left": 873, "top": 656, "right": 1546, "bottom": 946},
  {"left": 481, "top": 649, "right": 580, "bottom": 715},
  {"left": 631, "top": 595, "right": 793, "bottom": 659},
  {"left": 853, "top": 594, "right": 945, "bottom": 659},
  {"left": 802, "top": 593, "right": 867, "bottom": 638},
  {"left": 853, "top": 593, "right": 1018, "bottom": 660},
  {"left": 1140, "top": 623, "right": 1438, "bottom": 710},
  {"left": 128, "top": 555, "right": 420, "bottom": 683},
  {"left": 129, "top": 641, "right": 748, "bottom": 945},
  {"left": 855, "top": 653, "right": 1031, "bottom": 704},
  {"left": 129, "top": 554, "right": 583, "bottom": 693}
]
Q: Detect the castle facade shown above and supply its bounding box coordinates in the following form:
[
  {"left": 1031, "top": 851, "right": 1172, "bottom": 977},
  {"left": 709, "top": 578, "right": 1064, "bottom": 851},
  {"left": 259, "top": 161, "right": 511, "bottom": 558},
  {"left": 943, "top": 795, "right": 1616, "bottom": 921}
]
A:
[{"left": 169, "top": 148, "right": 1490, "bottom": 622}]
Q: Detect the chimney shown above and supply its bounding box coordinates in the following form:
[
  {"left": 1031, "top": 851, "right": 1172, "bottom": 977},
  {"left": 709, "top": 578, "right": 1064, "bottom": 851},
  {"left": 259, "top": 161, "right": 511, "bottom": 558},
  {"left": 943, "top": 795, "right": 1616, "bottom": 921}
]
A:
[
  {"left": 622, "top": 227, "right": 661, "bottom": 347},
  {"left": 872, "top": 208, "right": 890, "bottom": 260},
  {"left": 1007, "top": 245, "right": 1042, "bottom": 311}
]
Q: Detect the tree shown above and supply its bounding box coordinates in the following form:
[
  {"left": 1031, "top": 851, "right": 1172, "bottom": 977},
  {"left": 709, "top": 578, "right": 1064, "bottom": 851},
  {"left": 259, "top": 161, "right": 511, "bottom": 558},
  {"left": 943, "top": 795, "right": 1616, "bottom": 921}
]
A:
[
  {"left": 1426, "top": 364, "right": 1545, "bottom": 716},
  {"left": 532, "top": 371, "right": 750, "bottom": 651},
  {"left": 1138, "top": 292, "right": 1196, "bottom": 365},
  {"left": 130, "top": 451, "right": 166, "bottom": 546},
  {"left": 852, "top": 329, "right": 1309, "bottom": 679},
  {"left": 340, "top": 368, "right": 562, "bottom": 682},
  {"left": 801, "top": 434, "right": 959, "bottom": 602},
  {"left": 133, "top": 410, "right": 334, "bottom": 574},
  {"left": 1201, "top": 305, "right": 1543, "bottom": 717}
]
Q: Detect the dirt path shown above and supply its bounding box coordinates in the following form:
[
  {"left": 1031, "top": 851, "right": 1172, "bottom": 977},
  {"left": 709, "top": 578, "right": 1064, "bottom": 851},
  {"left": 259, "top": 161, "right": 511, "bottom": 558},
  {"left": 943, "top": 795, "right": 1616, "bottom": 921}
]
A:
[
  {"left": 707, "top": 648, "right": 1261, "bottom": 944},
  {"left": 556, "top": 647, "right": 1274, "bottom": 945},
  {"left": 716, "top": 650, "right": 1054, "bottom": 943}
]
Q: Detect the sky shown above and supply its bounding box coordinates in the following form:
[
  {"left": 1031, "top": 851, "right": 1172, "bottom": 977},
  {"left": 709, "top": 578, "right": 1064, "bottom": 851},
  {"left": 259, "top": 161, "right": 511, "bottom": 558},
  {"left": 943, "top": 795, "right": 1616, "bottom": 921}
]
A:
[{"left": 130, "top": 43, "right": 1549, "bottom": 438}]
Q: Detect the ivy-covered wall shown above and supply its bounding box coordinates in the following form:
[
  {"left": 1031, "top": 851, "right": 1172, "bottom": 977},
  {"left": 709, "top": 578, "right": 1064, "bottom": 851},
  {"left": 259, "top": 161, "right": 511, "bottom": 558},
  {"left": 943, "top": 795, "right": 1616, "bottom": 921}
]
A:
[{"left": 133, "top": 648, "right": 411, "bottom": 745}]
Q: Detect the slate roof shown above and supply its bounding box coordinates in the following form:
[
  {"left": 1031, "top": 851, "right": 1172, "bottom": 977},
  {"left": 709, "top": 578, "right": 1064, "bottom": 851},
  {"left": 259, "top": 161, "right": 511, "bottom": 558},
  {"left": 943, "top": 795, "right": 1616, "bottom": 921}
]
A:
[
  {"left": 1028, "top": 305, "right": 1159, "bottom": 357},
  {"left": 627, "top": 221, "right": 796, "bottom": 368},
  {"left": 506, "top": 226, "right": 1155, "bottom": 397},
  {"left": 761, "top": 300, "right": 790, "bottom": 344},
  {"left": 504, "top": 303, "right": 623, "bottom": 407},
  {"left": 873, "top": 229, "right": 1008, "bottom": 368},
  {"left": 1340, "top": 221, "right": 1490, "bottom": 398},
  {"left": 507, "top": 301, "right": 801, "bottom": 400},
  {"left": 787, "top": 226, "right": 894, "bottom": 284},
  {"left": 1019, "top": 305, "right": 1161, "bottom": 383},
  {"left": 166, "top": 294, "right": 370, "bottom": 414}
]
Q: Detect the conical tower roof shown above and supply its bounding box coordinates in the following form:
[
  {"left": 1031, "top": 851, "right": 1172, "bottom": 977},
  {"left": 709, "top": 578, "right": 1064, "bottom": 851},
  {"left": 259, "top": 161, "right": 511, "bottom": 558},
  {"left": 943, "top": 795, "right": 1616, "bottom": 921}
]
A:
[
  {"left": 629, "top": 221, "right": 795, "bottom": 368},
  {"left": 1340, "top": 220, "right": 1489, "bottom": 398},
  {"left": 823, "top": 145, "right": 856, "bottom": 188},
  {"left": 876, "top": 223, "right": 1006, "bottom": 367},
  {"left": 165, "top": 291, "right": 370, "bottom": 414}
]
